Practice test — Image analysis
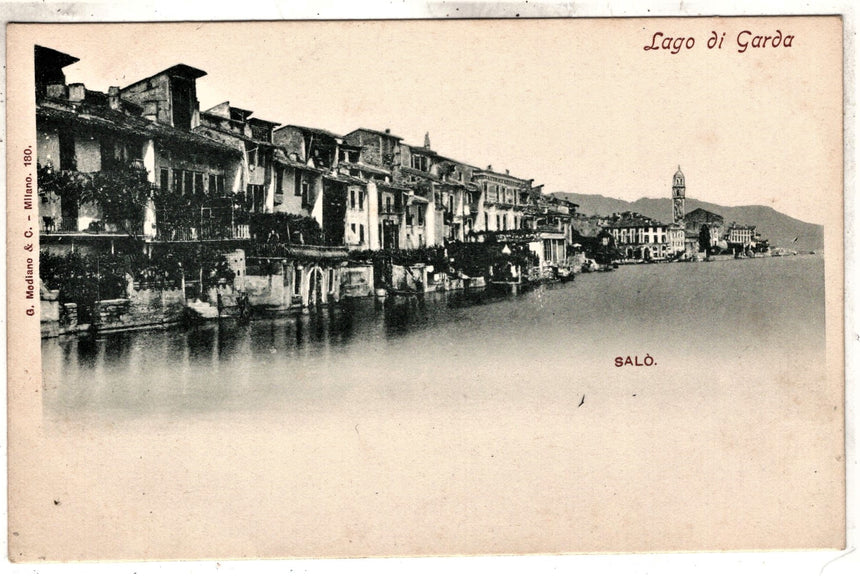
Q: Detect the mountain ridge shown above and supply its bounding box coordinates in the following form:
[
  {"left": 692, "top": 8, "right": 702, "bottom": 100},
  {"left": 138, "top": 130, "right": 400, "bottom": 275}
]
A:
[{"left": 550, "top": 192, "right": 824, "bottom": 252}]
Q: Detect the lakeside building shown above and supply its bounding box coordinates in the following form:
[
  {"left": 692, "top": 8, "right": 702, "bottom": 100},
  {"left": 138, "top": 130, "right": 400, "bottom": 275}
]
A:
[
  {"left": 684, "top": 208, "right": 724, "bottom": 249},
  {"left": 726, "top": 223, "right": 757, "bottom": 247},
  {"left": 603, "top": 212, "right": 670, "bottom": 261},
  {"left": 42, "top": 45, "right": 775, "bottom": 338},
  {"left": 472, "top": 165, "right": 533, "bottom": 235},
  {"left": 35, "top": 46, "right": 244, "bottom": 251}
]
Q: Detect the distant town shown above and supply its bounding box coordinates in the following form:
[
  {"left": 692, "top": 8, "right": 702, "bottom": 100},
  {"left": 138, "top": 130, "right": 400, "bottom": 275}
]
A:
[{"left": 34, "top": 45, "right": 802, "bottom": 338}]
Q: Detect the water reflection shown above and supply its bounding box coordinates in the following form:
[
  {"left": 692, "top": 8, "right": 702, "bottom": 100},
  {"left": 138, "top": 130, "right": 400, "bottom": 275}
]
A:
[
  {"left": 41, "top": 256, "right": 825, "bottom": 419},
  {"left": 383, "top": 295, "right": 428, "bottom": 338}
]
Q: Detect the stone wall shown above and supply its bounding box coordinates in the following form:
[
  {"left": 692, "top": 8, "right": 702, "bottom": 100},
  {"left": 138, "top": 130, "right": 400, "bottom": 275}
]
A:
[
  {"left": 341, "top": 265, "right": 374, "bottom": 298},
  {"left": 245, "top": 273, "right": 290, "bottom": 311},
  {"left": 391, "top": 263, "right": 429, "bottom": 292},
  {"left": 40, "top": 289, "right": 60, "bottom": 338},
  {"left": 92, "top": 285, "right": 185, "bottom": 333}
]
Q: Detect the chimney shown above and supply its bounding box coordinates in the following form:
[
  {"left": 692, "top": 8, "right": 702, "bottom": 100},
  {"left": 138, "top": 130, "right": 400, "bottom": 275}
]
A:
[
  {"left": 487, "top": 164, "right": 493, "bottom": 171},
  {"left": 385, "top": 128, "right": 391, "bottom": 134},
  {"left": 108, "top": 86, "right": 121, "bottom": 110},
  {"left": 68, "top": 82, "right": 85, "bottom": 102},
  {"left": 46, "top": 83, "right": 68, "bottom": 99},
  {"left": 505, "top": 169, "right": 510, "bottom": 175},
  {"left": 424, "top": 132, "right": 431, "bottom": 149},
  {"left": 143, "top": 101, "right": 159, "bottom": 122}
]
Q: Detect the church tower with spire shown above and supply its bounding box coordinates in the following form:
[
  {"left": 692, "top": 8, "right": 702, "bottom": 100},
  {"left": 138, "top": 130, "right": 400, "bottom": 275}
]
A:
[{"left": 672, "top": 165, "right": 686, "bottom": 225}]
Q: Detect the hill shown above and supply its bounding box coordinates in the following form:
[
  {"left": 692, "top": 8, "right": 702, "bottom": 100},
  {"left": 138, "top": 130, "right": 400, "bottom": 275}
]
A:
[{"left": 551, "top": 192, "right": 824, "bottom": 252}]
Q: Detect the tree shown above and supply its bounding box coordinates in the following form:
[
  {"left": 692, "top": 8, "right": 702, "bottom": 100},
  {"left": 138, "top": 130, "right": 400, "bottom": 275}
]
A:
[
  {"left": 38, "top": 161, "right": 153, "bottom": 239},
  {"left": 82, "top": 163, "right": 153, "bottom": 238},
  {"left": 699, "top": 224, "right": 711, "bottom": 254}
]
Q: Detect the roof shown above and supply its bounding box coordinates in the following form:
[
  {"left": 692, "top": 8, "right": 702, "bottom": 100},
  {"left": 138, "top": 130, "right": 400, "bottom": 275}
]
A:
[
  {"left": 406, "top": 145, "right": 437, "bottom": 156},
  {"left": 436, "top": 155, "right": 481, "bottom": 171},
  {"left": 345, "top": 127, "right": 404, "bottom": 141},
  {"left": 251, "top": 245, "right": 349, "bottom": 261},
  {"left": 37, "top": 101, "right": 241, "bottom": 156},
  {"left": 203, "top": 102, "right": 251, "bottom": 120},
  {"left": 603, "top": 212, "right": 667, "bottom": 229},
  {"left": 248, "top": 117, "right": 280, "bottom": 129},
  {"left": 472, "top": 168, "right": 531, "bottom": 184},
  {"left": 194, "top": 123, "right": 273, "bottom": 148},
  {"left": 400, "top": 165, "right": 441, "bottom": 182},
  {"left": 338, "top": 161, "right": 391, "bottom": 176},
  {"left": 324, "top": 173, "right": 367, "bottom": 186},
  {"left": 685, "top": 207, "right": 724, "bottom": 221},
  {"left": 272, "top": 148, "right": 325, "bottom": 172},
  {"left": 122, "top": 63, "right": 207, "bottom": 90},
  {"left": 276, "top": 124, "right": 343, "bottom": 140},
  {"left": 376, "top": 181, "right": 413, "bottom": 192},
  {"left": 407, "top": 193, "right": 430, "bottom": 204},
  {"left": 35, "top": 45, "right": 79, "bottom": 70}
]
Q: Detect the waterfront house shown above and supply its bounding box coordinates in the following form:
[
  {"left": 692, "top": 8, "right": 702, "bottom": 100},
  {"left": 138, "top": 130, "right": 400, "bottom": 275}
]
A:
[
  {"left": 726, "top": 223, "right": 757, "bottom": 248},
  {"left": 196, "top": 102, "right": 281, "bottom": 218},
  {"left": 602, "top": 212, "right": 670, "bottom": 261},
  {"left": 434, "top": 155, "right": 482, "bottom": 242},
  {"left": 685, "top": 207, "right": 725, "bottom": 249},
  {"left": 273, "top": 125, "right": 346, "bottom": 244},
  {"left": 472, "top": 165, "right": 533, "bottom": 235},
  {"left": 398, "top": 136, "right": 445, "bottom": 247},
  {"left": 342, "top": 128, "right": 408, "bottom": 250},
  {"left": 666, "top": 223, "right": 685, "bottom": 257},
  {"left": 36, "top": 46, "right": 244, "bottom": 253}
]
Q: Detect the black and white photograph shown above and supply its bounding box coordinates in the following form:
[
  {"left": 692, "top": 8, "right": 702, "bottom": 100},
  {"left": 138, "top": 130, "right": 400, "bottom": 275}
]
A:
[{"left": 4, "top": 11, "right": 848, "bottom": 568}]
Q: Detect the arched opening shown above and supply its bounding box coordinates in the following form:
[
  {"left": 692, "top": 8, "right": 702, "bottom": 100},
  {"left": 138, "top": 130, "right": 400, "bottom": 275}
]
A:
[{"left": 308, "top": 266, "right": 324, "bottom": 307}]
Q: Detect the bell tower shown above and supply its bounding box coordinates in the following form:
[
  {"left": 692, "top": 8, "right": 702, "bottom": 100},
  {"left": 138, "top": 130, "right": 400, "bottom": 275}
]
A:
[{"left": 672, "top": 165, "right": 685, "bottom": 225}]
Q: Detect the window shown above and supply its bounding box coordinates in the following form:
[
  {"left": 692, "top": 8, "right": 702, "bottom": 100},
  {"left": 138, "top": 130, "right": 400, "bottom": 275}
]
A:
[
  {"left": 301, "top": 180, "right": 310, "bottom": 205},
  {"left": 359, "top": 224, "right": 364, "bottom": 244},
  {"left": 386, "top": 196, "right": 392, "bottom": 213},
  {"left": 276, "top": 169, "right": 283, "bottom": 195},
  {"left": 358, "top": 191, "right": 365, "bottom": 210},
  {"left": 417, "top": 206, "right": 424, "bottom": 226},
  {"left": 194, "top": 173, "right": 204, "bottom": 195},
  {"left": 294, "top": 268, "right": 302, "bottom": 295},
  {"left": 484, "top": 212, "right": 488, "bottom": 230},
  {"left": 171, "top": 77, "right": 194, "bottom": 130},
  {"left": 160, "top": 168, "right": 170, "bottom": 192},
  {"left": 350, "top": 189, "right": 356, "bottom": 209},
  {"left": 183, "top": 171, "right": 194, "bottom": 196},
  {"left": 496, "top": 214, "right": 500, "bottom": 230},
  {"left": 59, "top": 131, "right": 76, "bottom": 170},
  {"left": 350, "top": 223, "right": 356, "bottom": 239},
  {"left": 172, "top": 170, "right": 182, "bottom": 193},
  {"left": 406, "top": 209, "right": 413, "bottom": 226},
  {"left": 248, "top": 184, "right": 265, "bottom": 212},
  {"left": 248, "top": 148, "right": 258, "bottom": 167}
]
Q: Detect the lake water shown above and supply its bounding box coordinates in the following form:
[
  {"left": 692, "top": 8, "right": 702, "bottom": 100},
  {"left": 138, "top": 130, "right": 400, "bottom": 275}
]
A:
[
  {"left": 30, "top": 254, "right": 840, "bottom": 559},
  {"left": 42, "top": 255, "right": 825, "bottom": 418}
]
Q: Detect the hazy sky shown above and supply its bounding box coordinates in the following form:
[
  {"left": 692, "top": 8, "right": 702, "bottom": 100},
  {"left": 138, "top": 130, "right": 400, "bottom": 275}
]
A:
[{"left": 18, "top": 18, "right": 842, "bottom": 224}]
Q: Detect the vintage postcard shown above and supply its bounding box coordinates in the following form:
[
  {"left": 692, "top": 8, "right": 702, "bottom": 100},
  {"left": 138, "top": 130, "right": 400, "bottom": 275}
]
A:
[{"left": 5, "top": 15, "right": 846, "bottom": 564}]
